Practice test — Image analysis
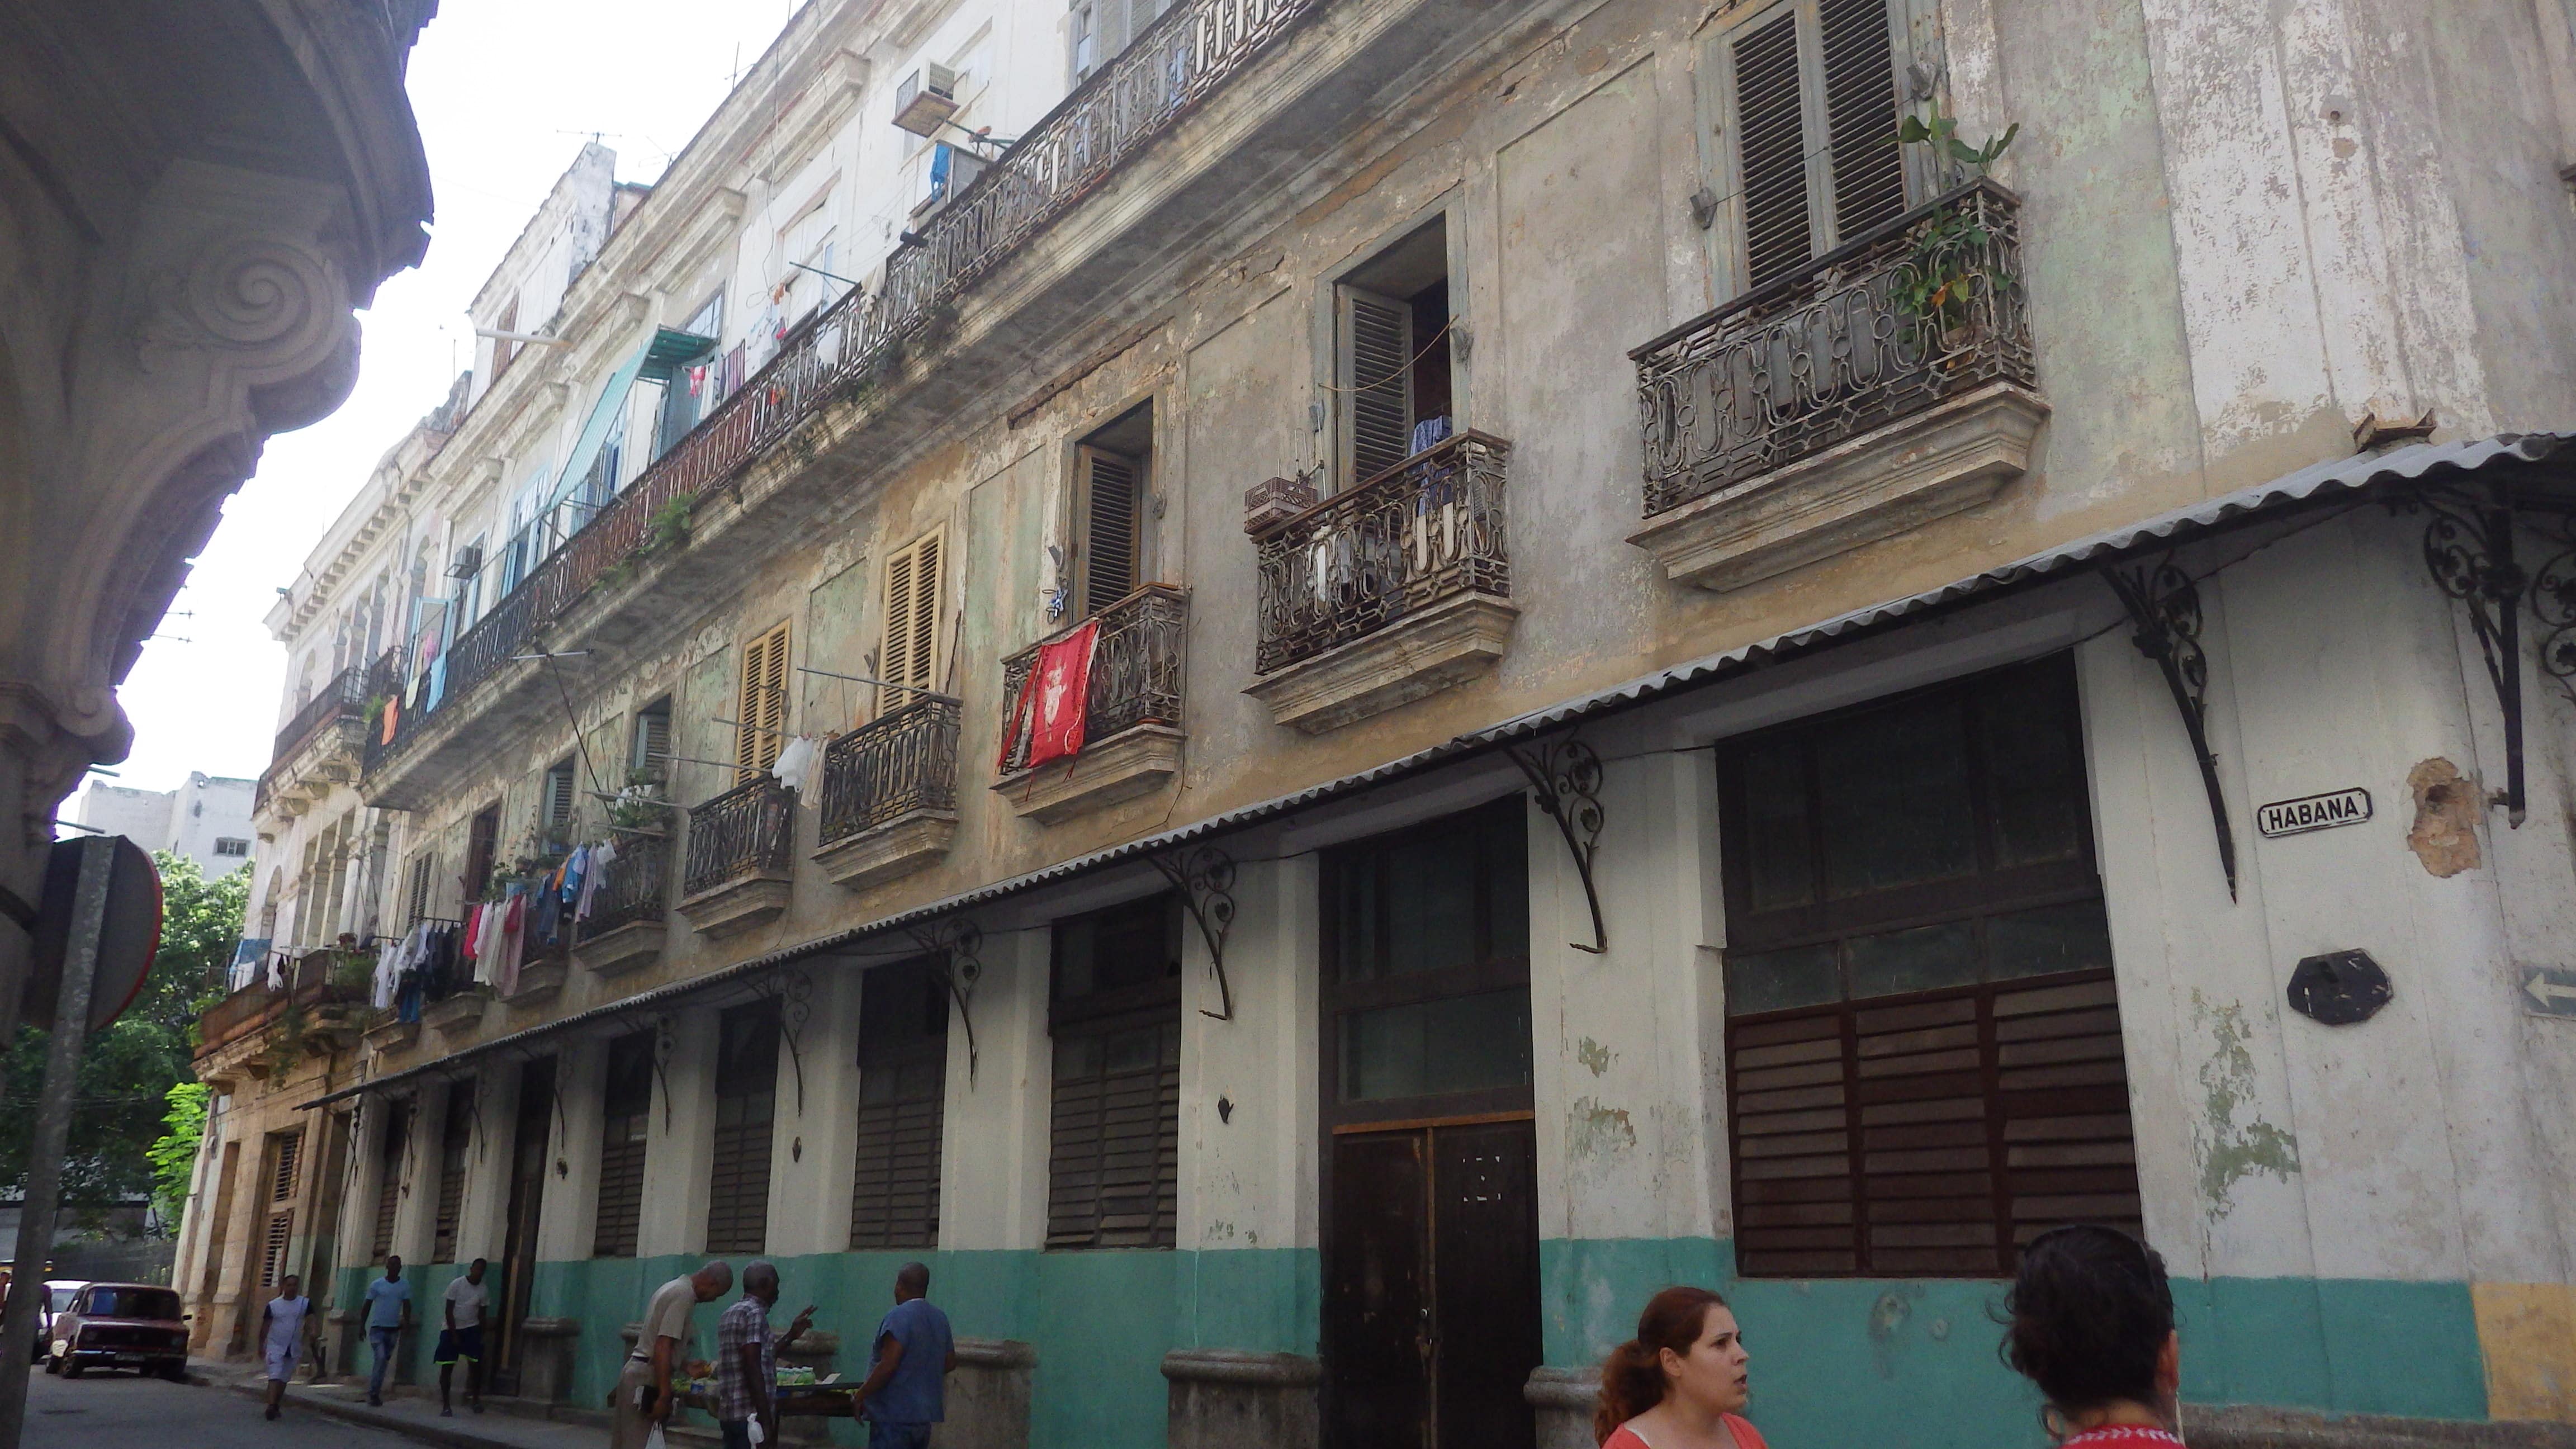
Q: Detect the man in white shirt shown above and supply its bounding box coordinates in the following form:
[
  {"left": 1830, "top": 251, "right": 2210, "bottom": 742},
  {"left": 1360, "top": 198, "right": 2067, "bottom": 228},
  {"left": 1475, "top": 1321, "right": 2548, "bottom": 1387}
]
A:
[
  {"left": 258, "top": 1275, "right": 317, "bottom": 1421},
  {"left": 436, "top": 1258, "right": 491, "bottom": 1417}
]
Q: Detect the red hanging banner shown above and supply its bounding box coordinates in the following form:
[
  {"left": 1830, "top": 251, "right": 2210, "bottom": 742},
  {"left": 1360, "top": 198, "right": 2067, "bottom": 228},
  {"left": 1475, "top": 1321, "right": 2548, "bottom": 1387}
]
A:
[{"left": 1000, "top": 620, "right": 1098, "bottom": 771}]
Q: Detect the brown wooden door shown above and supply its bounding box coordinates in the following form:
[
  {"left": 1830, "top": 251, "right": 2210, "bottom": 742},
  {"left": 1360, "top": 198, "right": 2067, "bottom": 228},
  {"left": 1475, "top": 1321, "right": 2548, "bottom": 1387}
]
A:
[
  {"left": 492, "top": 1057, "right": 553, "bottom": 1394},
  {"left": 1325, "top": 1118, "right": 1540, "bottom": 1449}
]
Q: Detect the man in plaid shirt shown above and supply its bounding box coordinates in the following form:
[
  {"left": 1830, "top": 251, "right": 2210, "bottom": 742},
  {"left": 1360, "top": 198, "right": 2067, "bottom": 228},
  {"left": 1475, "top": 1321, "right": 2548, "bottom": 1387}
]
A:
[{"left": 714, "top": 1261, "right": 816, "bottom": 1448}]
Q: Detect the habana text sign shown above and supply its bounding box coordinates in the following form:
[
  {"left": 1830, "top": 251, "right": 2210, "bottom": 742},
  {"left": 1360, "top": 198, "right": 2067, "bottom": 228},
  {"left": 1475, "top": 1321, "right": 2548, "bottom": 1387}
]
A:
[{"left": 2256, "top": 787, "right": 2373, "bottom": 839}]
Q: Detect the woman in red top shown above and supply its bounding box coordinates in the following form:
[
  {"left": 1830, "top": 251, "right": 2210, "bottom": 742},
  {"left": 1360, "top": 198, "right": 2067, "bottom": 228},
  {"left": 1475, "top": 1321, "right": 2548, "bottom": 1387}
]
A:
[
  {"left": 2002, "top": 1225, "right": 2186, "bottom": 1448},
  {"left": 1592, "top": 1286, "right": 1768, "bottom": 1449}
]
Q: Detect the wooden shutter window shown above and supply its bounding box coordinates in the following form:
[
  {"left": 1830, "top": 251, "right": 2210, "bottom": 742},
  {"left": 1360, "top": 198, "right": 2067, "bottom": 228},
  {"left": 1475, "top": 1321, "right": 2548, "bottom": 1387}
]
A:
[
  {"left": 1078, "top": 447, "right": 1142, "bottom": 617},
  {"left": 464, "top": 806, "right": 501, "bottom": 905},
  {"left": 371, "top": 1109, "right": 408, "bottom": 1263},
  {"left": 1340, "top": 287, "right": 1415, "bottom": 484},
  {"left": 849, "top": 961, "right": 950, "bottom": 1250},
  {"left": 877, "top": 530, "right": 946, "bottom": 716},
  {"left": 544, "top": 762, "right": 577, "bottom": 837},
  {"left": 593, "top": 1034, "right": 654, "bottom": 1259},
  {"left": 261, "top": 1211, "right": 293, "bottom": 1287},
  {"left": 406, "top": 855, "right": 434, "bottom": 924},
  {"left": 735, "top": 622, "right": 791, "bottom": 782},
  {"left": 1046, "top": 1020, "right": 1181, "bottom": 1249},
  {"left": 634, "top": 702, "right": 673, "bottom": 779},
  {"left": 705, "top": 1003, "right": 779, "bottom": 1256},
  {"left": 1732, "top": 12, "right": 1815, "bottom": 288},
  {"left": 433, "top": 1081, "right": 472, "bottom": 1265},
  {"left": 1819, "top": 0, "right": 1905, "bottom": 240},
  {"left": 271, "top": 1131, "right": 302, "bottom": 1202}
]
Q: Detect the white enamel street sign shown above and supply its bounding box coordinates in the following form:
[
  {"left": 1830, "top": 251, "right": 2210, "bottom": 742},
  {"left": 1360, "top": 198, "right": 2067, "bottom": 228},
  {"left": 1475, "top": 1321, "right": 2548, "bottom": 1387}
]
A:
[{"left": 2256, "top": 788, "right": 2374, "bottom": 839}]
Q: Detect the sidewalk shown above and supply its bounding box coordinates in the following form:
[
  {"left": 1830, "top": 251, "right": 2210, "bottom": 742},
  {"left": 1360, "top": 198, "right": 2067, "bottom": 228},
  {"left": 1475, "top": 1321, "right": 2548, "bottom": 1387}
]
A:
[{"left": 190, "top": 1358, "right": 605, "bottom": 1449}]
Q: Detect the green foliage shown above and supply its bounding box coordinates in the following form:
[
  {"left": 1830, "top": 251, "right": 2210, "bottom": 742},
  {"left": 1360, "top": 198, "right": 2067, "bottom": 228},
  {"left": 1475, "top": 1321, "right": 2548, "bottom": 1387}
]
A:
[
  {"left": 1897, "top": 101, "right": 2016, "bottom": 181},
  {"left": 1, "top": 852, "right": 247, "bottom": 1231},
  {"left": 146, "top": 1082, "right": 209, "bottom": 1229},
  {"left": 643, "top": 497, "right": 694, "bottom": 556}
]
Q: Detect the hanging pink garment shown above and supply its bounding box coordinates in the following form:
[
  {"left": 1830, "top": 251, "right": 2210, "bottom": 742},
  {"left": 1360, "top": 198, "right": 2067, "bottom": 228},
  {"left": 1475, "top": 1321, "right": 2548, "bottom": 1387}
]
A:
[{"left": 495, "top": 894, "right": 528, "bottom": 997}]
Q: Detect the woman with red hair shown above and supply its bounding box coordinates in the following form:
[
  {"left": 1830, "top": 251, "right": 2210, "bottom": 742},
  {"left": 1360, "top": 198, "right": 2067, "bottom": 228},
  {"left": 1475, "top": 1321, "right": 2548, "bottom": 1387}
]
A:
[{"left": 1593, "top": 1286, "right": 1767, "bottom": 1449}]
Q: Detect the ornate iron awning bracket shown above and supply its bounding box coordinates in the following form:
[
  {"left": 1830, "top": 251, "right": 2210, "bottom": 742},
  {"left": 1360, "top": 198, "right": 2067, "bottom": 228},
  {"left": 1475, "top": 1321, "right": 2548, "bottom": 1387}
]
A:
[
  {"left": 2397, "top": 481, "right": 2576, "bottom": 828},
  {"left": 905, "top": 918, "right": 984, "bottom": 1082},
  {"left": 1505, "top": 735, "right": 1608, "bottom": 954},
  {"left": 747, "top": 967, "right": 817, "bottom": 1115},
  {"left": 652, "top": 1015, "right": 677, "bottom": 1132},
  {"left": 1149, "top": 846, "right": 1239, "bottom": 1021},
  {"left": 2104, "top": 557, "right": 2239, "bottom": 899}
]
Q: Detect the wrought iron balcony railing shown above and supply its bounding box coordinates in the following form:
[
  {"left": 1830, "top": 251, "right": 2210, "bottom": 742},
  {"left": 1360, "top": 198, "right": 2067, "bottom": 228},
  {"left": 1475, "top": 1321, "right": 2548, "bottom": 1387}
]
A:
[
  {"left": 998, "top": 585, "right": 1189, "bottom": 774},
  {"left": 817, "top": 698, "right": 962, "bottom": 847},
  {"left": 1253, "top": 432, "right": 1511, "bottom": 674},
  {"left": 366, "top": 0, "right": 1318, "bottom": 777},
  {"left": 195, "top": 949, "right": 373, "bottom": 1057},
  {"left": 1633, "top": 179, "right": 2035, "bottom": 519},
  {"left": 270, "top": 663, "right": 370, "bottom": 768},
  {"left": 683, "top": 777, "right": 795, "bottom": 899},
  {"left": 580, "top": 832, "right": 671, "bottom": 939}
]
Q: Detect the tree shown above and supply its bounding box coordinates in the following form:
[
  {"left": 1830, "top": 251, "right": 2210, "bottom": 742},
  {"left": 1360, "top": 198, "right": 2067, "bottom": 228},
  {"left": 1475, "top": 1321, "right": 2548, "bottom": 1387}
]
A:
[
  {"left": 0, "top": 850, "right": 247, "bottom": 1233},
  {"left": 147, "top": 1082, "right": 210, "bottom": 1231}
]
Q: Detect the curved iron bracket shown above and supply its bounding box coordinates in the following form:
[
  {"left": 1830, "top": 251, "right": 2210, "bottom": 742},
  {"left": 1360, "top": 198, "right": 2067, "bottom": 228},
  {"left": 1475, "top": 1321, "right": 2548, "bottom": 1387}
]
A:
[
  {"left": 905, "top": 918, "right": 984, "bottom": 1082},
  {"left": 2399, "top": 482, "right": 2559, "bottom": 827},
  {"left": 1149, "top": 846, "right": 1238, "bottom": 1021},
  {"left": 651, "top": 1015, "right": 677, "bottom": 1133},
  {"left": 2104, "top": 557, "right": 2238, "bottom": 899},
  {"left": 1505, "top": 736, "right": 1608, "bottom": 954},
  {"left": 748, "top": 968, "right": 816, "bottom": 1115}
]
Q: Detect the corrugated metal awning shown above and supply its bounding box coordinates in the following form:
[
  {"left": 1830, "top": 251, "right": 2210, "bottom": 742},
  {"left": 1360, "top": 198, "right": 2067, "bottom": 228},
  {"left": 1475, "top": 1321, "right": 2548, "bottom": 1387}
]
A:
[{"left": 302, "top": 430, "right": 2569, "bottom": 1107}]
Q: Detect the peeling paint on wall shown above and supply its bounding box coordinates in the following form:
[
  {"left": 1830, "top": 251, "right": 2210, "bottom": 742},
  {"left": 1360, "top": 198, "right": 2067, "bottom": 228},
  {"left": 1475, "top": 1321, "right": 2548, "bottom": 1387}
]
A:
[
  {"left": 1576, "top": 1036, "right": 1614, "bottom": 1077},
  {"left": 2191, "top": 991, "right": 2300, "bottom": 1218},
  {"left": 1866, "top": 1284, "right": 1925, "bottom": 1381},
  {"left": 2405, "top": 756, "right": 2483, "bottom": 878},
  {"left": 1568, "top": 1096, "right": 1637, "bottom": 1158}
]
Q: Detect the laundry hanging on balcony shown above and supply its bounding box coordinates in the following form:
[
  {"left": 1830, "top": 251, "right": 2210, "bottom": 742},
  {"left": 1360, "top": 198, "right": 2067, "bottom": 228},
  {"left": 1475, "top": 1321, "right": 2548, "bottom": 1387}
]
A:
[
  {"left": 543, "top": 327, "right": 718, "bottom": 519},
  {"left": 1000, "top": 619, "right": 1098, "bottom": 771}
]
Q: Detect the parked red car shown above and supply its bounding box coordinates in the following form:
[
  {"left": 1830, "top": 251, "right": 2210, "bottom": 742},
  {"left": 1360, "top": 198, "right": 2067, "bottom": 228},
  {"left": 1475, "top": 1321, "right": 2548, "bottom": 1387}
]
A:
[{"left": 45, "top": 1282, "right": 187, "bottom": 1380}]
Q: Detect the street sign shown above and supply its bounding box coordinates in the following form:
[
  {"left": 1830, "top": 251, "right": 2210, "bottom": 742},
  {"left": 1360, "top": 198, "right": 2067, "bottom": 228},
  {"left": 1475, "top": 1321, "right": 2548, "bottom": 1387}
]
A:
[
  {"left": 2256, "top": 787, "right": 2373, "bottom": 838},
  {"left": 2523, "top": 966, "right": 2576, "bottom": 1020},
  {"left": 21, "top": 835, "right": 162, "bottom": 1032}
]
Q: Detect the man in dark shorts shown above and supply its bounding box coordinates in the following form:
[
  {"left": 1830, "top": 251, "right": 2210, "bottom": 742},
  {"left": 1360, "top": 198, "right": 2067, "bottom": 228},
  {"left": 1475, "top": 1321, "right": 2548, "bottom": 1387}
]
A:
[
  {"left": 852, "top": 1262, "right": 954, "bottom": 1449},
  {"left": 435, "top": 1258, "right": 490, "bottom": 1416}
]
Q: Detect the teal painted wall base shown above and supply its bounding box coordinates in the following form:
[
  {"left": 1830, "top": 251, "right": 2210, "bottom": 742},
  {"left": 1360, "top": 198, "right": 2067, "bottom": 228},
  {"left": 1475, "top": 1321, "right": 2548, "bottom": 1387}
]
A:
[
  {"left": 1540, "top": 1239, "right": 2490, "bottom": 1449},
  {"left": 340, "top": 1238, "right": 2487, "bottom": 1449}
]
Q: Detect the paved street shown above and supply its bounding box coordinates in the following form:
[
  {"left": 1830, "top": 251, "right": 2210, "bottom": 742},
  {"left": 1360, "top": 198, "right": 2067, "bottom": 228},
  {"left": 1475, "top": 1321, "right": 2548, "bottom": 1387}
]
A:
[{"left": 22, "top": 1367, "right": 419, "bottom": 1448}]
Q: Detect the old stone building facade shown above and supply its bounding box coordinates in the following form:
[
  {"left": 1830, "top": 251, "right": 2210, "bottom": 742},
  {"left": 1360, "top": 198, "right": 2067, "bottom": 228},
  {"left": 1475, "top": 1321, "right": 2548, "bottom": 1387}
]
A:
[{"left": 174, "top": 0, "right": 2576, "bottom": 1445}]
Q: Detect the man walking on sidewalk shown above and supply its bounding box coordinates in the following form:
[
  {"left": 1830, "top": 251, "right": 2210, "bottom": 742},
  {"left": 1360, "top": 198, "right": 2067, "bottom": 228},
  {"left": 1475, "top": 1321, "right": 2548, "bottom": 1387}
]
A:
[
  {"left": 436, "top": 1258, "right": 490, "bottom": 1417},
  {"left": 853, "top": 1263, "right": 953, "bottom": 1449},
  {"left": 610, "top": 1261, "right": 731, "bottom": 1449},
  {"left": 362, "top": 1257, "right": 413, "bottom": 1407},
  {"left": 258, "top": 1274, "right": 317, "bottom": 1421},
  {"left": 716, "top": 1261, "right": 816, "bottom": 1449}
]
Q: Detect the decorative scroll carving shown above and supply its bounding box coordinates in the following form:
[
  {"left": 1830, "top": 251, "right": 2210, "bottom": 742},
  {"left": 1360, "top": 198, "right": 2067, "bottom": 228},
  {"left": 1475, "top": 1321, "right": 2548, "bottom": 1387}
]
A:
[
  {"left": 1149, "top": 846, "right": 1239, "bottom": 1021},
  {"left": 2104, "top": 557, "right": 2239, "bottom": 898},
  {"left": 1505, "top": 737, "right": 1608, "bottom": 955}
]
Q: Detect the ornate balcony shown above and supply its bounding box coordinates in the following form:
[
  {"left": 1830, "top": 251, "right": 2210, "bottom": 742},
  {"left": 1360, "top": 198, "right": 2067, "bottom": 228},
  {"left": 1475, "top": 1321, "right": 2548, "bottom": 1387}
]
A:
[
  {"left": 678, "top": 778, "right": 795, "bottom": 939},
  {"left": 362, "top": 0, "right": 1320, "bottom": 790},
  {"left": 257, "top": 657, "right": 389, "bottom": 817},
  {"left": 1628, "top": 179, "right": 2047, "bottom": 591},
  {"left": 1246, "top": 432, "right": 1516, "bottom": 733},
  {"left": 995, "top": 585, "right": 1188, "bottom": 823},
  {"left": 574, "top": 832, "right": 673, "bottom": 977},
  {"left": 813, "top": 698, "right": 961, "bottom": 892},
  {"left": 195, "top": 950, "right": 374, "bottom": 1090}
]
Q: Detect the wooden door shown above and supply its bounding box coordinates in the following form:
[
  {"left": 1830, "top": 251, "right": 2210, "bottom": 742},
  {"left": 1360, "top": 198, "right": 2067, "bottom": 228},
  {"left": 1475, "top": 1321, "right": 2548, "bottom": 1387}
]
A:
[
  {"left": 1325, "top": 1119, "right": 1539, "bottom": 1449},
  {"left": 492, "top": 1057, "right": 553, "bottom": 1395}
]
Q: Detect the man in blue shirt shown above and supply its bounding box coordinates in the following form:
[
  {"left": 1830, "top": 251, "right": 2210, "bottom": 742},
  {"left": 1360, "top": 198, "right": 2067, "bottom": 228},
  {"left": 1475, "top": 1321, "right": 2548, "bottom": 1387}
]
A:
[
  {"left": 361, "top": 1256, "right": 414, "bottom": 1407},
  {"left": 851, "top": 1262, "right": 953, "bottom": 1449}
]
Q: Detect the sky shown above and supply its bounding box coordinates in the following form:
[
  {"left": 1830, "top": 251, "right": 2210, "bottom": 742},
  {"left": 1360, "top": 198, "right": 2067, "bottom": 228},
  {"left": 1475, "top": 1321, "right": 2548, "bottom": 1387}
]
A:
[{"left": 96, "top": 2, "right": 802, "bottom": 798}]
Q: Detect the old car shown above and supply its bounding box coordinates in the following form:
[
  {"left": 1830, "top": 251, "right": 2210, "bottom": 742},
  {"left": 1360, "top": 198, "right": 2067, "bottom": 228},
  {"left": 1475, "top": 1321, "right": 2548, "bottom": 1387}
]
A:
[
  {"left": 30, "top": 1281, "right": 87, "bottom": 1363},
  {"left": 46, "top": 1281, "right": 188, "bottom": 1380}
]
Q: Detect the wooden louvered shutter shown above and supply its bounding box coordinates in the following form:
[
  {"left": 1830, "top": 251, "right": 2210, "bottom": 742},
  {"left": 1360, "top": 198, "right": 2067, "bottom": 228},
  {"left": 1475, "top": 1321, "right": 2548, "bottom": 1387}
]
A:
[
  {"left": 705, "top": 1003, "right": 779, "bottom": 1256},
  {"left": 261, "top": 1211, "right": 294, "bottom": 1287},
  {"left": 433, "top": 1082, "right": 472, "bottom": 1264},
  {"left": 735, "top": 623, "right": 790, "bottom": 782},
  {"left": 849, "top": 962, "right": 949, "bottom": 1250},
  {"left": 876, "top": 531, "right": 945, "bottom": 717},
  {"left": 1819, "top": 0, "right": 1904, "bottom": 240},
  {"left": 592, "top": 1034, "right": 653, "bottom": 1259},
  {"left": 544, "top": 763, "right": 577, "bottom": 836},
  {"left": 1046, "top": 1019, "right": 1181, "bottom": 1249},
  {"left": 371, "top": 1109, "right": 407, "bottom": 1263},
  {"left": 635, "top": 705, "right": 672, "bottom": 779},
  {"left": 1078, "top": 448, "right": 1142, "bottom": 617},
  {"left": 272, "top": 1131, "right": 302, "bottom": 1202},
  {"left": 1339, "top": 287, "right": 1414, "bottom": 486},
  {"left": 1732, "top": 12, "right": 1815, "bottom": 288}
]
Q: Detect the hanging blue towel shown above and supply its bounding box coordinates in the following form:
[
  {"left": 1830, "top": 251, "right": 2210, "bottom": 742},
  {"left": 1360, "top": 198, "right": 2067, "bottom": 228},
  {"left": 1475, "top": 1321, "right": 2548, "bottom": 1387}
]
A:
[{"left": 1410, "top": 415, "right": 1454, "bottom": 456}]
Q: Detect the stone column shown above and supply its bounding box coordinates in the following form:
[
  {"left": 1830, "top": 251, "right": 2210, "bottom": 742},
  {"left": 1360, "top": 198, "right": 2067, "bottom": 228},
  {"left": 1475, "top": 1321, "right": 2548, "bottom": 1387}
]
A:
[{"left": 1163, "top": 1348, "right": 1321, "bottom": 1449}]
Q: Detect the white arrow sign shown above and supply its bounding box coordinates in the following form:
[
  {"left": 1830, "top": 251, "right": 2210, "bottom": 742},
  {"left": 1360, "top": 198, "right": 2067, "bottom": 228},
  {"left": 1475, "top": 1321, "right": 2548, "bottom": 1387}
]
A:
[{"left": 2521, "top": 967, "right": 2576, "bottom": 1018}]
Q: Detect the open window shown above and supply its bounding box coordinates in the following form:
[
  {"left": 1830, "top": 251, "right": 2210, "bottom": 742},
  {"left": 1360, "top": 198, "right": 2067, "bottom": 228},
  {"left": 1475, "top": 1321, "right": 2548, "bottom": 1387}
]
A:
[
  {"left": 1073, "top": 403, "right": 1152, "bottom": 618},
  {"left": 541, "top": 756, "right": 579, "bottom": 854},
  {"left": 632, "top": 697, "right": 673, "bottom": 784},
  {"left": 656, "top": 292, "right": 725, "bottom": 456},
  {"left": 462, "top": 805, "right": 501, "bottom": 905},
  {"left": 1336, "top": 218, "right": 1455, "bottom": 487},
  {"left": 1070, "top": 0, "right": 1175, "bottom": 84},
  {"left": 1713, "top": 0, "right": 1910, "bottom": 292}
]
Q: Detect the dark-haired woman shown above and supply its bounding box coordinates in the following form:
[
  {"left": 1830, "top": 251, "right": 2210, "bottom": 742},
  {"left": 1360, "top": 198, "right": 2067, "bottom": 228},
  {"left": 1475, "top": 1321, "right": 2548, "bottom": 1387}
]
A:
[
  {"left": 1593, "top": 1286, "right": 1767, "bottom": 1449},
  {"left": 2002, "top": 1224, "right": 2185, "bottom": 1447}
]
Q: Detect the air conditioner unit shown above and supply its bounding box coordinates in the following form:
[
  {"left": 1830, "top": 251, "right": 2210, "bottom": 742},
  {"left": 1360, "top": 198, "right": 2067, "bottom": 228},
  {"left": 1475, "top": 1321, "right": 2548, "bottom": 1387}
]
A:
[
  {"left": 910, "top": 143, "right": 988, "bottom": 221},
  {"left": 445, "top": 545, "right": 483, "bottom": 580},
  {"left": 891, "top": 63, "right": 961, "bottom": 138}
]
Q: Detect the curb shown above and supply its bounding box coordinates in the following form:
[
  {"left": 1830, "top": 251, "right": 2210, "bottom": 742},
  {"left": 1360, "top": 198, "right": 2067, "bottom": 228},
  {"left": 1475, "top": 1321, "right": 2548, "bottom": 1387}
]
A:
[{"left": 213, "top": 1376, "right": 535, "bottom": 1449}]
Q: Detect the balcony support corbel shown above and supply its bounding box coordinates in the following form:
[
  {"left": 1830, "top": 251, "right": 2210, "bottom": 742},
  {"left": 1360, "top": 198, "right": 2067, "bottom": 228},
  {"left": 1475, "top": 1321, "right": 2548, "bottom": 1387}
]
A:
[
  {"left": 747, "top": 967, "right": 817, "bottom": 1115},
  {"left": 1148, "top": 846, "right": 1238, "bottom": 1022},
  {"left": 1505, "top": 736, "right": 1608, "bottom": 955},
  {"left": 905, "top": 917, "right": 984, "bottom": 1081},
  {"left": 2103, "top": 557, "right": 2238, "bottom": 900}
]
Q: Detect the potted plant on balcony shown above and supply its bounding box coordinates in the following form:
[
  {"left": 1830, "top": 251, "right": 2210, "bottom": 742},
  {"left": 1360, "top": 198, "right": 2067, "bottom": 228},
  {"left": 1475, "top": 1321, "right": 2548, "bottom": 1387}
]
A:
[
  {"left": 1895, "top": 103, "right": 2018, "bottom": 367},
  {"left": 607, "top": 770, "right": 675, "bottom": 837}
]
